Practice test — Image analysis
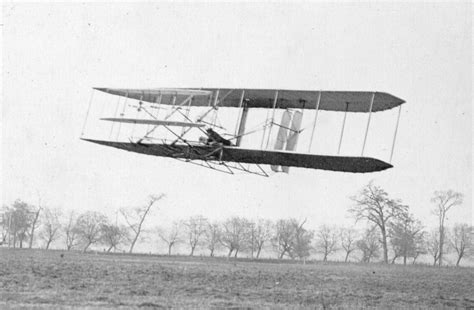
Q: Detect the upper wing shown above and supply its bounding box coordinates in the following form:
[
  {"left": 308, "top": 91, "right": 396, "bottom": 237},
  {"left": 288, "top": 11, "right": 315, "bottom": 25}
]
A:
[{"left": 94, "top": 88, "right": 405, "bottom": 113}]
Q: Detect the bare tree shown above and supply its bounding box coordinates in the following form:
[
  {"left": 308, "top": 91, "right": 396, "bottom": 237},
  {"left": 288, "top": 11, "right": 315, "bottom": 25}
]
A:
[
  {"left": 431, "top": 190, "right": 463, "bottom": 266},
  {"left": 426, "top": 229, "right": 440, "bottom": 266},
  {"left": 315, "top": 225, "right": 338, "bottom": 262},
  {"left": 158, "top": 221, "right": 181, "bottom": 255},
  {"left": 292, "top": 219, "right": 314, "bottom": 260},
  {"left": 39, "top": 208, "right": 62, "bottom": 250},
  {"left": 28, "top": 200, "right": 42, "bottom": 249},
  {"left": 75, "top": 211, "right": 107, "bottom": 252},
  {"left": 204, "top": 221, "right": 221, "bottom": 257},
  {"left": 248, "top": 219, "right": 274, "bottom": 258},
  {"left": 220, "top": 217, "right": 249, "bottom": 257},
  {"left": 64, "top": 211, "right": 79, "bottom": 251},
  {"left": 121, "top": 194, "right": 165, "bottom": 253},
  {"left": 272, "top": 218, "right": 313, "bottom": 260},
  {"left": 412, "top": 234, "right": 427, "bottom": 265},
  {"left": 183, "top": 215, "right": 208, "bottom": 256},
  {"left": 101, "top": 222, "right": 128, "bottom": 252},
  {"left": 349, "top": 182, "right": 408, "bottom": 263},
  {"left": 449, "top": 223, "right": 472, "bottom": 267},
  {"left": 356, "top": 227, "right": 380, "bottom": 263},
  {"left": 389, "top": 212, "right": 424, "bottom": 265},
  {"left": 340, "top": 228, "right": 358, "bottom": 262},
  {"left": 273, "top": 219, "right": 295, "bottom": 259}
]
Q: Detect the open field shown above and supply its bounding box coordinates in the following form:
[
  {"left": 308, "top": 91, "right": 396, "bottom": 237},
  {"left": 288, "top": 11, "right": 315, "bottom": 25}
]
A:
[{"left": 0, "top": 248, "right": 473, "bottom": 309}]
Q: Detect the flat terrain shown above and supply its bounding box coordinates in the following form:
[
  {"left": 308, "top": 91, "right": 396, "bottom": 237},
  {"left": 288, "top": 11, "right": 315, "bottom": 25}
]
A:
[{"left": 0, "top": 248, "right": 473, "bottom": 309}]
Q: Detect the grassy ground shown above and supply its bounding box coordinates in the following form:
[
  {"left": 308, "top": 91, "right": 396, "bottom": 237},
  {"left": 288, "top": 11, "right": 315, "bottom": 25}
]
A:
[{"left": 0, "top": 248, "right": 473, "bottom": 309}]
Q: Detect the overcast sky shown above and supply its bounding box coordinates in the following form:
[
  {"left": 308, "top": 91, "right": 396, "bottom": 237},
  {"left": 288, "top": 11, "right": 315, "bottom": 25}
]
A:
[{"left": 2, "top": 2, "right": 472, "bottom": 237}]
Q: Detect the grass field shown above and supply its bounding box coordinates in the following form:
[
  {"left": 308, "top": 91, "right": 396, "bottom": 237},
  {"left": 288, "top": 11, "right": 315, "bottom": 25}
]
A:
[{"left": 0, "top": 248, "right": 473, "bottom": 309}]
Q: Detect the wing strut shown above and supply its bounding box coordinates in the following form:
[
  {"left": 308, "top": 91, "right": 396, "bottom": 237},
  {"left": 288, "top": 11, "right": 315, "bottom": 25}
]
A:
[
  {"left": 236, "top": 98, "right": 249, "bottom": 147},
  {"left": 81, "top": 89, "right": 95, "bottom": 137},
  {"left": 390, "top": 105, "right": 402, "bottom": 163},
  {"left": 116, "top": 92, "right": 129, "bottom": 140},
  {"left": 265, "top": 90, "right": 279, "bottom": 149},
  {"left": 234, "top": 90, "right": 245, "bottom": 137},
  {"left": 109, "top": 95, "right": 121, "bottom": 139},
  {"left": 337, "top": 102, "right": 349, "bottom": 155},
  {"left": 361, "top": 92, "right": 375, "bottom": 156},
  {"left": 308, "top": 91, "right": 322, "bottom": 152}
]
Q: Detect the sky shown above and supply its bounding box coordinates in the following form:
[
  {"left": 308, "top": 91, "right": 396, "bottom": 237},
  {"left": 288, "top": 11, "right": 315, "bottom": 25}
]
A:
[{"left": 1, "top": 2, "right": 472, "bottom": 245}]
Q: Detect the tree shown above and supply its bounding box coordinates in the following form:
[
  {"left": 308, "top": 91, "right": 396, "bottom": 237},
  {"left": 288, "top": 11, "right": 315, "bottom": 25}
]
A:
[
  {"left": 183, "top": 215, "right": 208, "bottom": 256},
  {"left": 426, "top": 229, "right": 441, "bottom": 266},
  {"left": 272, "top": 218, "right": 313, "bottom": 260},
  {"left": 8, "top": 200, "right": 35, "bottom": 248},
  {"left": 356, "top": 228, "right": 380, "bottom": 263},
  {"left": 449, "top": 223, "right": 472, "bottom": 267},
  {"left": 291, "top": 219, "right": 314, "bottom": 260},
  {"left": 411, "top": 233, "right": 427, "bottom": 264},
  {"left": 340, "top": 228, "right": 358, "bottom": 262},
  {"left": 39, "top": 208, "right": 62, "bottom": 250},
  {"left": 101, "top": 222, "right": 128, "bottom": 252},
  {"left": 389, "top": 212, "right": 424, "bottom": 265},
  {"left": 28, "top": 202, "right": 42, "bottom": 249},
  {"left": 75, "top": 211, "right": 107, "bottom": 252},
  {"left": 247, "top": 219, "right": 273, "bottom": 259},
  {"left": 64, "top": 211, "right": 79, "bottom": 251},
  {"left": 349, "top": 182, "right": 408, "bottom": 263},
  {"left": 0, "top": 205, "right": 9, "bottom": 245},
  {"left": 220, "top": 217, "right": 249, "bottom": 257},
  {"left": 204, "top": 221, "right": 221, "bottom": 257},
  {"left": 315, "top": 225, "right": 338, "bottom": 262},
  {"left": 158, "top": 221, "right": 181, "bottom": 255},
  {"left": 121, "top": 194, "right": 165, "bottom": 253},
  {"left": 431, "top": 190, "right": 463, "bottom": 266},
  {"left": 273, "top": 219, "right": 296, "bottom": 259}
]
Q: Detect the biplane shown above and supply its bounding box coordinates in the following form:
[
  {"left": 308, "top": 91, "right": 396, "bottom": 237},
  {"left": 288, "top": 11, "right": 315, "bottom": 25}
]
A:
[{"left": 81, "top": 88, "right": 405, "bottom": 176}]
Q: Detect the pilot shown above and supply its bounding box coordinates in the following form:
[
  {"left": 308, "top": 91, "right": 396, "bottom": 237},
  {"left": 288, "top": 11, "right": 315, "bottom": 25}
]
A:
[{"left": 200, "top": 128, "right": 233, "bottom": 146}]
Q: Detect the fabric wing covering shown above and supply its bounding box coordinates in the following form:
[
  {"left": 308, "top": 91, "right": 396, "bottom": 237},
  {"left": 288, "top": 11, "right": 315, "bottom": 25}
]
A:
[
  {"left": 94, "top": 88, "right": 405, "bottom": 112},
  {"left": 82, "top": 139, "right": 394, "bottom": 173}
]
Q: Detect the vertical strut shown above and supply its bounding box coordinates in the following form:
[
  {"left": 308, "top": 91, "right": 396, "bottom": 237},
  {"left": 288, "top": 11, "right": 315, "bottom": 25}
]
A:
[
  {"left": 81, "top": 89, "right": 95, "bottom": 137},
  {"left": 109, "top": 96, "right": 121, "bottom": 139},
  {"left": 234, "top": 90, "right": 245, "bottom": 136},
  {"left": 361, "top": 92, "right": 375, "bottom": 156},
  {"left": 182, "top": 96, "right": 193, "bottom": 135},
  {"left": 236, "top": 102, "right": 249, "bottom": 147},
  {"left": 116, "top": 92, "right": 128, "bottom": 140},
  {"left": 131, "top": 95, "right": 143, "bottom": 138},
  {"left": 265, "top": 90, "right": 279, "bottom": 149},
  {"left": 337, "top": 102, "right": 349, "bottom": 155},
  {"left": 212, "top": 89, "right": 220, "bottom": 126},
  {"left": 390, "top": 105, "right": 402, "bottom": 163},
  {"left": 212, "top": 89, "right": 220, "bottom": 107},
  {"left": 308, "top": 91, "right": 322, "bottom": 152},
  {"left": 164, "top": 94, "right": 177, "bottom": 142},
  {"left": 260, "top": 108, "right": 270, "bottom": 149},
  {"left": 146, "top": 92, "right": 162, "bottom": 138}
]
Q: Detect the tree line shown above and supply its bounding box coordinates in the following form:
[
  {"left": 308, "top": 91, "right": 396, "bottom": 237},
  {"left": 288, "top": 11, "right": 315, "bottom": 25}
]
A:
[{"left": 1, "top": 183, "right": 472, "bottom": 266}]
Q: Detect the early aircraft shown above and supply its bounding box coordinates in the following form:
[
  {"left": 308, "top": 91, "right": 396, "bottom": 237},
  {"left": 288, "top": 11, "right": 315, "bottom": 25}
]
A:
[{"left": 81, "top": 88, "right": 405, "bottom": 176}]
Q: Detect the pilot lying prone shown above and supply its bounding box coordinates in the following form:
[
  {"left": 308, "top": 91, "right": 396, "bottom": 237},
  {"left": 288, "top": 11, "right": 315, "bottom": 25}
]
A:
[{"left": 199, "top": 128, "right": 233, "bottom": 146}]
